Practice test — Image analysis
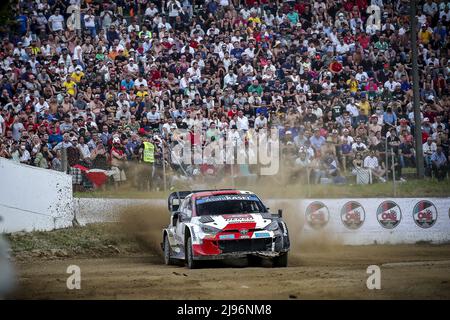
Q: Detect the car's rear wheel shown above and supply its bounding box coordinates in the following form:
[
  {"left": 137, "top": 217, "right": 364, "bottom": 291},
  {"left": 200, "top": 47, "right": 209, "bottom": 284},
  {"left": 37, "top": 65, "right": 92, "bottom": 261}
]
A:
[
  {"left": 163, "top": 234, "right": 176, "bottom": 265},
  {"left": 186, "top": 236, "right": 199, "bottom": 269},
  {"left": 272, "top": 253, "right": 288, "bottom": 268}
]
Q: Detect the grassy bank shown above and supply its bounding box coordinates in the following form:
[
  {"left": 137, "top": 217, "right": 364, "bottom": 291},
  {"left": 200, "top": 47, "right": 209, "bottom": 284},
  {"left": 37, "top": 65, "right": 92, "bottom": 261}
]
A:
[{"left": 6, "top": 223, "right": 146, "bottom": 260}]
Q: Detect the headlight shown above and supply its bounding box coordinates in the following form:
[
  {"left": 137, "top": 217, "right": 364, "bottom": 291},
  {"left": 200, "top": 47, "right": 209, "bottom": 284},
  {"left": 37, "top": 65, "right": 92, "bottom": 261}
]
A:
[
  {"left": 201, "top": 225, "right": 221, "bottom": 234},
  {"left": 265, "top": 220, "right": 279, "bottom": 231}
]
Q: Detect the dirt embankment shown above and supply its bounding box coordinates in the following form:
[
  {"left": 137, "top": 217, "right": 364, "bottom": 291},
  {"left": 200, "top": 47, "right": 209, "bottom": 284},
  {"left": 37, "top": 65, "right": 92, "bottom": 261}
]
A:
[{"left": 6, "top": 203, "right": 169, "bottom": 262}]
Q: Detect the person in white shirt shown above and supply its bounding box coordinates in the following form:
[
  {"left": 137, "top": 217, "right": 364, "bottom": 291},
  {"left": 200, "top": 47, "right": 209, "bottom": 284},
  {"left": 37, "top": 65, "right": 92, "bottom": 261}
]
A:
[
  {"left": 117, "top": 92, "right": 131, "bottom": 108},
  {"left": 423, "top": 137, "right": 437, "bottom": 168},
  {"left": 126, "top": 59, "right": 139, "bottom": 76},
  {"left": 440, "top": 7, "right": 450, "bottom": 22},
  {"left": 34, "top": 97, "right": 49, "bottom": 114},
  {"left": 72, "top": 40, "right": 83, "bottom": 65},
  {"left": 346, "top": 99, "right": 359, "bottom": 122},
  {"left": 423, "top": 0, "right": 438, "bottom": 17},
  {"left": 384, "top": 78, "right": 400, "bottom": 92},
  {"left": 134, "top": 76, "right": 148, "bottom": 89},
  {"left": 352, "top": 137, "right": 368, "bottom": 153},
  {"left": 116, "top": 105, "right": 131, "bottom": 121},
  {"left": 296, "top": 79, "right": 310, "bottom": 92},
  {"left": 236, "top": 111, "right": 249, "bottom": 132},
  {"left": 0, "top": 113, "right": 4, "bottom": 136},
  {"left": 223, "top": 69, "right": 238, "bottom": 88},
  {"left": 77, "top": 136, "right": 91, "bottom": 163},
  {"left": 147, "top": 106, "right": 161, "bottom": 128},
  {"left": 19, "top": 141, "right": 31, "bottom": 164},
  {"left": 167, "top": 0, "right": 182, "bottom": 20},
  {"left": 355, "top": 69, "right": 369, "bottom": 83},
  {"left": 182, "top": 112, "right": 194, "bottom": 129},
  {"left": 179, "top": 72, "right": 191, "bottom": 90},
  {"left": 366, "top": 22, "right": 379, "bottom": 35},
  {"left": 83, "top": 9, "right": 96, "bottom": 37},
  {"left": 145, "top": 2, "right": 158, "bottom": 17},
  {"left": 127, "top": 20, "right": 140, "bottom": 33},
  {"left": 364, "top": 150, "right": 386, "bottom": 182},
  {"left": 242, "top": 42, "right": 256, "bottom": 59},
  {"left": 206, "top": 23, "right": 220, "bottom": 37},
  {"left": 187, "top": 63, "right": 201, "bottom": 82},
  {"left": 254, "top": 113, "right": 268, "bottom": 129},
  {"left": 240, "top": 61, "right": 254, "bottom": 76},
  {"left": 228, "top": 125, "right": 242, "bottom": 147},
  {"left": 48, "top": 9, "right": 65, "bottom": 32}
]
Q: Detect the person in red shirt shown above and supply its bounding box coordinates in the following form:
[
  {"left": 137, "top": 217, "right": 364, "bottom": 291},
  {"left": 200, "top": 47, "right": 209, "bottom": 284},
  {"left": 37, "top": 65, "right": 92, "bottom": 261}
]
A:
[
  {"left": 357, "top": 32, "right": 370, "bottom": 49},
  {"left": 355, "top": 0, "right": 368, "bottom": 11},
  {"left": 227, "top": 105, "right": 238, "bottom": 119},
  {"left": 294, "top": 1, "right": 306, "bottom": 14},
  {"left": 343, "top": 0, "right": 355, "bottom": 12}
]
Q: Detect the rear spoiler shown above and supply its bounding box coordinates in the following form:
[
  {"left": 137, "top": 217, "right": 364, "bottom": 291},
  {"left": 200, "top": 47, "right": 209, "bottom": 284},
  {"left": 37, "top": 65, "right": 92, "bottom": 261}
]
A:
[{"left": 167, "top": 189, "right": 235, "bottom": 213}]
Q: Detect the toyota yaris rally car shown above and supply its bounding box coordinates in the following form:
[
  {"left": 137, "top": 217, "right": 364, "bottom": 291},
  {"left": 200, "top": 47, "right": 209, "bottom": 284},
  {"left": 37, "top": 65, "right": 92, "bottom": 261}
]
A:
[{"left": 161, "top": 189, "right": 290, "bottom": 269}]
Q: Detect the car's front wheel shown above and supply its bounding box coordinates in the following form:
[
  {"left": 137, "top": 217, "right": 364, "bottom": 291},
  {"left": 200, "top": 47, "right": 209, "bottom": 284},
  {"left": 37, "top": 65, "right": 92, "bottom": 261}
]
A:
[
  {"left": 163, "top": 234, "right": 176, "bottom": 265},
  {"left": 247, "top": 255, "right": 262, "bottom": 267},
  {"left": 272, "top": 253, "right": 288, "bottom": 268},
  {"left": 185, "top": 236, "right": 199, "bottom": 269}
]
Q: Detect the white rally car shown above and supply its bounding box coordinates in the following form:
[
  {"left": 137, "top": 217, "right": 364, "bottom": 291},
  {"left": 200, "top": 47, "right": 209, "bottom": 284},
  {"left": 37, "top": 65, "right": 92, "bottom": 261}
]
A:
[{"left": 161, "top": 189, "right": 290, "bottom": 269}]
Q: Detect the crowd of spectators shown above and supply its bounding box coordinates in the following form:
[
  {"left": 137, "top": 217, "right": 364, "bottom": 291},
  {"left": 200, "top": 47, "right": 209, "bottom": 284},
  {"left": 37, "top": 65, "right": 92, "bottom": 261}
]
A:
[{"left": 0, "top": 0, "right": 449, "bottom": 191}]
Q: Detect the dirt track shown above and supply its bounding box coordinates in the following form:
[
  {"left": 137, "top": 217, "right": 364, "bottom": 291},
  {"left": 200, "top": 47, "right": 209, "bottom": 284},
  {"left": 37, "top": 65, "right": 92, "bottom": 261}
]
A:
[{"left": 13, "top": 244, "right": 450, "bottom": 299}]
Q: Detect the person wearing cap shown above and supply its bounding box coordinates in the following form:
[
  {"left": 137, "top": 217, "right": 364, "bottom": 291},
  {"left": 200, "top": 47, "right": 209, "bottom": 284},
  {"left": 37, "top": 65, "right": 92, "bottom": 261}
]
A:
[
  {"left": 126, "top": 58, "right": 139, "bottom": 76},
  {"left": 423, "top": 137, "right": 437, "bottom": 175},
  {"left": 70, "top": 66, "right": 85, "bottom": 83},
  {"left": 421, "top": 117, "right": 433, "bottom": 135},
  {"left": 418, "top": 23, "right": 433, "bottom": 45}
]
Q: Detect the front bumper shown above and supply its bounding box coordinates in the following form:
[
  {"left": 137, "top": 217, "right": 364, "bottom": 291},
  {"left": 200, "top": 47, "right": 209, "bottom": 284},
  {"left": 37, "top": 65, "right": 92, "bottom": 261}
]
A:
[{"left": 192, "top": 234, "right": 290, "bottom": 260}]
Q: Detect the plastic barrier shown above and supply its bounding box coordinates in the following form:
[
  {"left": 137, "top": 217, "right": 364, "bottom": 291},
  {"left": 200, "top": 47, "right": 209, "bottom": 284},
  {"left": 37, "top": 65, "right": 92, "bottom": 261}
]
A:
[
  {"left": 294, "top": 198, "right": 450, "bottom": 245},
  {"left": 0, "top": 158, "right": 73, "bottom": 233}
]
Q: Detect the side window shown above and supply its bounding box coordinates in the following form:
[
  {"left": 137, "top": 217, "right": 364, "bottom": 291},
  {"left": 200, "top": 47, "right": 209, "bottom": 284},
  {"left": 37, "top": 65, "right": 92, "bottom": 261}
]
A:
[{"left": 185, "top": 197, "right": 193, "bottom": 218}]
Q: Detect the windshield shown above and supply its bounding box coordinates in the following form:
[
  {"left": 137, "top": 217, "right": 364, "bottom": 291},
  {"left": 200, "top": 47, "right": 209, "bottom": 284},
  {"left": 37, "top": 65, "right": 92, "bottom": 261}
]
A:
[{"left": 195, "top": 195, "right": 266, "bottom": 216}]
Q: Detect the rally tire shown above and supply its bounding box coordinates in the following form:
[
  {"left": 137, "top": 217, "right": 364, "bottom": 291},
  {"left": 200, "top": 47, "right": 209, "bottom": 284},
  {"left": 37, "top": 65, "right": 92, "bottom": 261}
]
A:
[
  {"left": 272, "top": 253, "right": 288, "bottom": 268},
  {"left": 186, "top": 236, "right": 199, "bottom": 269},
  {"left": 163, "top": 234, "right": 176, "bottom": 265},
  {"left": 248, "top": 255, "right": 262, "bottom": 267}
]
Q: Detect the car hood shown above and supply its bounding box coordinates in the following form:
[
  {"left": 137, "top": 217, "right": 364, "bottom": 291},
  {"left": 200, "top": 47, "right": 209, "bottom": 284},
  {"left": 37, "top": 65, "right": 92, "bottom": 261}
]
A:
[{"left": 197, "top": 213, "right": 272, "bottom": 230}]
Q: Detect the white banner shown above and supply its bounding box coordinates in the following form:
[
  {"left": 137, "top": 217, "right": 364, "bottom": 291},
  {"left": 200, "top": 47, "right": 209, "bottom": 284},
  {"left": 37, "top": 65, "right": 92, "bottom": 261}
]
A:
[{"left": 294, "top": 198, "right": 450, "bottom": 245}]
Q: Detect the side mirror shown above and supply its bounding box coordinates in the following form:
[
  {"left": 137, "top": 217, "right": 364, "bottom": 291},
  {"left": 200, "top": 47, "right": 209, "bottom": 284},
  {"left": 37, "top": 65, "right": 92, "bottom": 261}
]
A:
[{"left": 278, "top": 209, "right": 283, "bottom": 218}]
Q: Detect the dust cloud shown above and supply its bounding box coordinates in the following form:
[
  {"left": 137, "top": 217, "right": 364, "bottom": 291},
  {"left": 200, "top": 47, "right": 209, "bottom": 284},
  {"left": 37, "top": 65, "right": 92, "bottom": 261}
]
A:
[
  {"left": 118, "top": 204, "right": 169, "bottom": 259},
  {"left": 113, "top": 162, "right": 344, "bottom": 267}
]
